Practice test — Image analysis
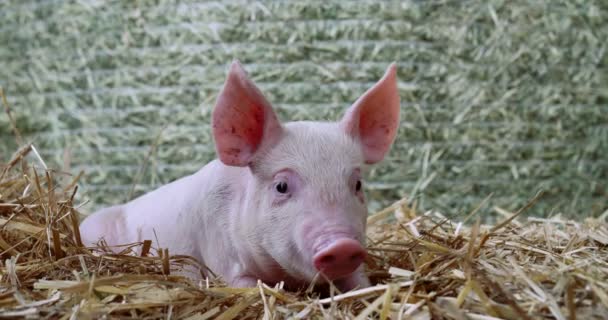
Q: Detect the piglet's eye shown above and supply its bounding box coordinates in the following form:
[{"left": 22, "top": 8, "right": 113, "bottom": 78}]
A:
[
  {"left": 355, "top": 180, "right": 362, "bottom": 192},
  {"left": 276, "top": 182, "right": 288, "bottom": 194}
]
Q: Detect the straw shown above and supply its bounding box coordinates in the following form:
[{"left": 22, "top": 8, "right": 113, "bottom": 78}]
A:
[{"left": 1, "top": 145, "right": 607, "bottom": 319}]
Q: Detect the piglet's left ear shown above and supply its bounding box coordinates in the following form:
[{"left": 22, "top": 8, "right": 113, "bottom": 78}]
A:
[
  {"left": 212, "top": 60, "right": 283, "bottom": 167},
  {"left": 340, "top": 63, "right": 401, "bottom": 164}
]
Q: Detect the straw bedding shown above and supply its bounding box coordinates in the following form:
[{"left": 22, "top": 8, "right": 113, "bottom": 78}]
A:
[
  {"left": 1, "top": 2, "right": 607, "bottom": 317},
  {"left": 1, "top": 145, "right": 606, "bottom": 319}
]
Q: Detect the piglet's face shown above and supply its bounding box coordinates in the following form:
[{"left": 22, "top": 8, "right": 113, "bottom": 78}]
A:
[
  {"left": 249, "top": 122, "right": 369, "bottom": 282},
  {"left": 212, "top": 61, "right": 400, "bottom": 283}
]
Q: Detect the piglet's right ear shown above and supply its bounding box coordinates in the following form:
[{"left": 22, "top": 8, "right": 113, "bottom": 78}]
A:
[
  {"left": 340, "top": 63, "right": 400, "bottom": 164},
  {"left": 212, "top": 60, "right": 282, "bottom": 167}
]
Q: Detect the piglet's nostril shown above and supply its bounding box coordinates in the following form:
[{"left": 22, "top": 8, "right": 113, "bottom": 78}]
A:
[
  {"left": 319, "top": 254, "right": 335, "bottom": 264},
  {"left": 350, "top": 252, "right": 364, "bottom": 262}
]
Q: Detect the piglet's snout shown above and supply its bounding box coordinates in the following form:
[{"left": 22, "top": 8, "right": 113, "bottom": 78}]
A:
[{"left": 313, "top": 238, "right": 366, "bottom": 280}]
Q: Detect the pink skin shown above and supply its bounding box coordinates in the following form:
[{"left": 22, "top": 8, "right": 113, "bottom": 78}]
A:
[
  {"left": 79, "top": 60, "right": 400, "bottom": 292},
  {"left": 313, "top": 239, "right": 367, "bottom": 280}
]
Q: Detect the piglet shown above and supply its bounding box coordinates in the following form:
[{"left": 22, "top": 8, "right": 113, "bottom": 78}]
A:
[{"left": 80, "top": 61, "right": 400, "bottom": 292}]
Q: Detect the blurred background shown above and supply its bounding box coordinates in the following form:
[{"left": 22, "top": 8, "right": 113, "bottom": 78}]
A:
[{"left": 0, "top": 0, "right": 606, "bottom": 219}]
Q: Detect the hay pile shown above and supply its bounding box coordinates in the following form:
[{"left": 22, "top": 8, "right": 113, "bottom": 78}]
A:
[
  {"left": 1, "top": 0, "right": 607, "bottom": 218},
  {"left": 1, "top": 145, "right": 607, "bottom": 319}
]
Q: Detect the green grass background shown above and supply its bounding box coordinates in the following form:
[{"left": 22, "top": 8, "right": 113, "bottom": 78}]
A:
[{"left": 1, "top": 0, "right": 606, "bottom": 219}]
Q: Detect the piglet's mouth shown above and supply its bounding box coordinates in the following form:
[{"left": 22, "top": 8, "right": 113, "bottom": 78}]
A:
[{"left": 312, "top": 238, "right": 366, "bottom": 280}]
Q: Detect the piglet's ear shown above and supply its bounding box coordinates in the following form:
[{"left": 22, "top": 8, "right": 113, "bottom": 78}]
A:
[
  {"left": 340, "top": 63, "right": 401, "bottom": 164},
  {"left": 212, "top": 60, "right": 283, "bottom": 167}
]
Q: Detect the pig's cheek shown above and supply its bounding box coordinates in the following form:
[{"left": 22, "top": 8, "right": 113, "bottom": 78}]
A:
[
  {"left": 293, "top": 217, "right": 316, "bottom": 248},
  {"left": 271, "top": 194, "right": 291, "bottom": 207}
]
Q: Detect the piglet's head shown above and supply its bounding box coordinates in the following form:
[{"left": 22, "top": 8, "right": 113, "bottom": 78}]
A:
[{"left": 212, "top": 61, "right": 400, "bottom": 285}]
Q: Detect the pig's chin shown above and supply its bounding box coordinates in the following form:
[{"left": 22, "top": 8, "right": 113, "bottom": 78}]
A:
[
  {"left": 273, "top": 248, "right": 361, "bottom": 287},
  {"left": 264, "top": 241, "right": 318, "bottom": 285}
]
